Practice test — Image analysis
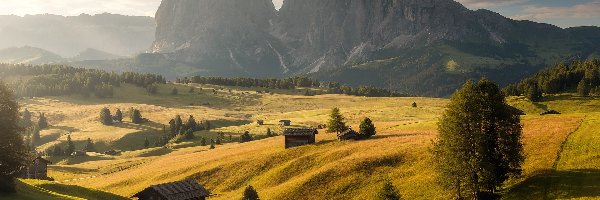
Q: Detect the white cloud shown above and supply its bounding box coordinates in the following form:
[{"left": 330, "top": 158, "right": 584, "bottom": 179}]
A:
[
  {"left": 512, "top": 1, "right": 600, "bottom": 20},
  {"left": 0, "top": 0, "right": 162, "bottom": 16},
  {"left": 455, "top": 0, "right": 527, "bottom": 9}
]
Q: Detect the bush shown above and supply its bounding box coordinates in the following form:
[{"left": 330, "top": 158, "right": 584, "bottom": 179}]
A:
[
  {"left": 359, "top": 117, "right": 376, "bottom": 139},
  {"left": 377, "top": 180, "right": 400, "bottom": 200},
  {"left": 242, "top": 185, "right": 259, "bottom": 200},
  {"left": 540, "top": 110, "right": 561, "bottom": 115},
  {"left": 100, "top": 107, "right": 113, "bottom": 125},
  {"left": 240, "top": 131, "right": 253, "bottom": 143}
]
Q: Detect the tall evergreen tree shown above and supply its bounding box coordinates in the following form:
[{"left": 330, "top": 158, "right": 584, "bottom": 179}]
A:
[
  {"left": 377, "top": 180, "right": 401, "bottom": 200},
  {"left": 114, "top": 109, "right": 123, "bottom": 122},
  {"left": 433, "top": 79, "right": 524, "bottom": 199},
  {"left": 359, "top": 117, "right": 376, "bottom": 138},
  {"left": 326, "top": 107, "right": 348, "bottom": 134},
  {"left": 0, "top": 82, "right": 27, "bottom": 193},
  {"left": 201, "top": 137, "right": 206, "bottom": 146},
  {"left": 525, "top": 84, "right": 542, "bottom": 102},
  {"left": 65, "top": 135, "right": 75, "bottom": 156},
  {"left": 185, "top": 115, "right": 198, "bottom": 131},
  {"left": 31, "top": 127, "right": 41, "bottom": 147},
  {"left": 174, "top": 115, "right": 183, "bottom": 133},
  {"left": 20, "top": 108, "right": 33, "bottom": 128},
  {"left": 242, "top": 185, "right": 260, "bottom": 200},
  {"left": 577, "top": 79, "right": 590, "bottom": 97},
  {"left": 84, "top": 138, "right": 95, "bottom": 152},
  {"left": 131, "top": 109, "right": 143, "bottom": 124},
  {"left": 100, "top": 107, "right": 113, "bottom": 125},
  {"left": 38, "top": 112, "right": 49, "bottom": 129}
]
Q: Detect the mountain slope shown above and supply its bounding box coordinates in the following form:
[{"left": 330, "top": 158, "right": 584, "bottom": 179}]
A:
[
  {"left": 0, "top": 46, "right": 63, "bottom": 64},
  {"left": 0, "top": 13, "right": 155, "bottom": 57},
  {"left": 151, "top": 0, "right": 600, "bottom": 96}
]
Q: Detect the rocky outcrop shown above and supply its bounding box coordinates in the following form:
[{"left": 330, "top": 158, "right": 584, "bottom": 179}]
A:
[{"left": 152, "top": 0, "right": 285, "bottom": 76}]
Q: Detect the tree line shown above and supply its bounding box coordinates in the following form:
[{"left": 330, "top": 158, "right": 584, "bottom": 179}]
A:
[
  {"left": 0, "top": 64, "right": 166, "bottom": 98},
  {"left": 504, "top": 59, "right": 600, "bottom": 101},
  {"left": 177, "top": 76, "right": 408, "bottom": 97}
]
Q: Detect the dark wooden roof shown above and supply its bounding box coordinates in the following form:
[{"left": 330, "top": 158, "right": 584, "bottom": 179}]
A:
[
  {"left": 34, "top": 156, "right": 52, "bottom": 164},
  {"left": 283, "top": 128, "right": 318, "bottom": 136},
  {"left": 132, "top": 179, "right": 210, "bottom": 200},
  {"left": 279, "top": 120, "right": 291, "bottom": 122},
  {"left": 338, "top": 129, "right": 358, "bottom": 137}
]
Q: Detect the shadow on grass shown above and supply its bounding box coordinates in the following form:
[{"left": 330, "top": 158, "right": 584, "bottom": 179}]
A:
[
  {"left": 504, "top": 169, "right": 600, "bottom": 199},
  {"left": 35, "top": 181, "right": 128, "bottom": 200},
  {"left": 51, "top": 126, "right": 81, "bottom": 133}
]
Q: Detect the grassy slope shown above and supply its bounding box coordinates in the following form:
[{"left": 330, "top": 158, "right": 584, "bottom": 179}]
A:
[
  {"left": 20, "top": 83, "right": 600, "bottom": 199},
  {"left": 0, "top": 179, "right": 126, "bottom": 200}
]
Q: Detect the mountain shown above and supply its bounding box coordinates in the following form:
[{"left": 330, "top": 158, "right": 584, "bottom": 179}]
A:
[
  {"left": 153, "top": 0, "right": 599, "bottom": 96},
  {"left": 0, "top": 46, "right": 64, "bottom": 64},
  {"left": 0, "top": 13, "right": 155, "bottom": 57},
  {"left": 71, "top": 48, "right": 124, "bottom": 61}
]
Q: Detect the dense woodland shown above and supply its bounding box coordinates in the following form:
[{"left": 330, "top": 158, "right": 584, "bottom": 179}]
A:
[
  {"left": 504, "top": 59, "right": 600, "bottom": 101},
  {"left": 0, "top": 64, "right": 166, "bottom": 98},
  {"left": 178, "top": 76, "right": 408, "bottom": 97}
]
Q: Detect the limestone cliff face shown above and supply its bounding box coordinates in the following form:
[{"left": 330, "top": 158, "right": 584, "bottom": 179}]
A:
[
  {"left": 152, "top": 0, "right": 284, "bottom": 76},
  {"left": 273, "top": 0, "right": 515, "bottom": 73}
]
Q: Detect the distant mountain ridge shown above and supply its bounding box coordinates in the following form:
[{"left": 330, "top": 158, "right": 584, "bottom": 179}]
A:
[
  {"left": 0, "top": 13, "right": 155, "bottom": 57},
  {"left": 151, "top": 0, "right": 600, "bottom": 96},
  {"left": 0, "top": 46, "right": 124, "bottom": 65}
]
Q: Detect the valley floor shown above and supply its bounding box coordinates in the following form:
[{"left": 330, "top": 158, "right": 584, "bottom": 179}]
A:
[{"left": 14, "top": 84, "right": 600, "bottom": 199}]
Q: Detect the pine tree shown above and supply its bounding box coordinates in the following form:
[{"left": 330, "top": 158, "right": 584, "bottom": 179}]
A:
[
  {"left": 185, "top": 115, "right": 197, "bottom": 131},
  {"left": 525, "top": 84, "right": 542, "bottom": 102},
  {"left": 0, "top": 82, "right": 27, "bottom": 193},
  {"left": 359, "top": 117, "right": 376, "bottom": 139},
  {"left": 241, "top": 131, "right": 253, "bottom": 143},
  {"left": 433, "top": 79, "right": 524, "bottom": 198},
  {"left": 38, "top": 112, "right": 49, "bottom": 129},
  {"left": 216, "top": 138, "right": 221, "bottom": 145},
  {"left": 114, "top": 109, "right": 123, "bottom": 122},
  {"left": 201, "top": 137, "right": 206, "bottom": 146},
  {"left": 326, "top": 107, "right": 347, "bottom": 134},
  {"left": 65, "top": 135, "right": 75, "bottom": 155},
  {"left": 84, "top": 138, "right": 95, "bottom": 152},
  {"left": 266, "top": 128, "right": 272, "bottom": 137},
  {"left": 412, "top": 102, "right": 417, "bottom": 108},
  {"left": 100, "top": 107, "right": 113, "bottom": 125},
  {"left": 577, "top": 79, "right": 590, "bottom": 97},
  {"left": 210, "top": 139, "right": 215, "bottom": 149},
  {"left": 131, "top": 109, "right": 143, "bottom": 124},
  {"left": 20, "top": 108, "right": 32, "bottom": 128},
  {"left": 242, "top": 185, "right": 260, "bottom": 200},
  {"left": 377, "top": 180, "right": 401, "bottom": 200},
  {"left": 174, "top": 115, "right": 183, "bottom": 132}
]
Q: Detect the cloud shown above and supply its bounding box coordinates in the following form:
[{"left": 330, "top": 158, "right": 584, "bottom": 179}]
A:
[
  {"left": 0, "top": 0, "right": 162, "bottom": 16},
  {"left": 512, "top": 1, "right": 600, "bottom": 20},
  {"left": 455, "top": 0, "right": 527, "bottom": 8}
]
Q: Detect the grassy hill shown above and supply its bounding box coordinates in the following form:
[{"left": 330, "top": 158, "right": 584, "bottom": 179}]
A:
[
  {"left": 14, "top": 82, "right": 600, "bottom": 199},
  {"left": 0, "top": 179, "right": 126, "bottom": 200}
]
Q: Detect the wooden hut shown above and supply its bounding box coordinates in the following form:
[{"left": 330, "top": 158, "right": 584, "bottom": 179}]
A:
[
  {"left": 283, "top": 128, "right": 318, "bottom": 149},
  {"left": 131, "top": 179, "right": 210, "bottom": 200},
  {"left": 20, "top": 156, "right": 52, "bottom": 180},
  {"left": 279, "top": 120, "right": 291, "bottom": 126},
  {"left": 338, "top": 129, "right": 358, "bottom": 140}
]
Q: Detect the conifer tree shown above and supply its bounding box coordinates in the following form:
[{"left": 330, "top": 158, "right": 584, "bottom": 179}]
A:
[
  {"left": 131, "top": 109, "right": 143, "bottom": 124},
  {"left": 359, "top": 117, "right": 376, "bottom": 138},
  {"left": 0, "top": 82, "right": 27, "bottom": 193},
  {"left": 100, "top": 107, "right": 113, "bottom": 125},
  {"left": 201, "top": 137, "right": 206, "bottom": 146},
  {"left": 114, "top": 109, "right": 123, "bottom": 122},
  {"left": 433, "top": 79, "right": 524, "bottom": 199},
  {"left": 377, "top": 180, "right": 401, "bottom": 200},
  {"left": 185, "top": 115, "right": 197, "bottom": 131},
  {"left": 20, "top": 108, "right": 32, "bottom": 128},
  {"left": 242, "top": 185, "right": 260, "bottom": 200},
  {"left": 578, "top": 79, "right": 590, "bottom": 97},
  {"left": 31, "top": 127, "right": 41, "bottom": 147},
  {"left": 266, "top": 128, "right": 272, "bottom": 137},
  {"left": 174, "top": 115, "right": 183, "bottom": 132},
  {"left": 65, "top": 135, "right": 75, "bottom": 155},
  {"left": 326, "top": 107, "right": 347, "bottom": 134},
  {"left": 210, "top": 139, "right": 215, "bottom": 149},
  {"left": 84, "top": 138, "right": 95, "bottom": 152},
  {"left": 525, "top": 84, "right": 542, "bottom": 102},
  {"left": 38, "top": 112, "right": 49, "bottom": 129}
]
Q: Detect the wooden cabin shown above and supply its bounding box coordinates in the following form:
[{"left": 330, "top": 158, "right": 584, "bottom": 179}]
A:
[
  {"left": 338, "top": 129, "right": 358, "bottom": 140},
  {"left": 283, "top": 128, "right": 318, "bottom": 149},
  {"left": 279, "top": 120, "right": 292, "bottom": 126},
  {"left": 131, "top": 179, "right": 210, "bottom": 200},
  {"left": 20, "top": 156, "right": 52, "bottom": 180}
]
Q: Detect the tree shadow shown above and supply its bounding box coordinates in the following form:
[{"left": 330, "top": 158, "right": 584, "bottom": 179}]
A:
[
  {"left": 504, "top": 169, "right": 600, "bottom": 199},
  {"left": 51, "top": 126, "right": 81, "bottom": 133},
  {"left": 532, "top": 102, "right": 549, "bottom": 112}
]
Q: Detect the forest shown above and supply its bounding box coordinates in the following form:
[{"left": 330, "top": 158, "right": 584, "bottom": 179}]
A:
[
  {"left": 0, "top": 64, "right": 166, "bottom": 98},
  {"left": 503, "top": 59, "right": 600, "bottom": 101}
]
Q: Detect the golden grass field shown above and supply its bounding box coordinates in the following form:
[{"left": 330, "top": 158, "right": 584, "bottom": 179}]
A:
[{"left": 11, "top": 83, "right": 600, "bottom": 199}]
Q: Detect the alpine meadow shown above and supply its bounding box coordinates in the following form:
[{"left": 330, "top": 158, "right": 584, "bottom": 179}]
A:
[{"left": 0, "top": 0, "right": 599, "bottom": 200}]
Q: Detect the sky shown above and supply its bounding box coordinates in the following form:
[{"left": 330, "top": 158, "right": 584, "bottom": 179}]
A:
[{"left": 0, "top": 0, "right": 599, "bottom": 28}]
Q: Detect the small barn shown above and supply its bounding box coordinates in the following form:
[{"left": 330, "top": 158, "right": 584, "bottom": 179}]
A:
[
  {"left": 283, "top": 128, "right": 318, "bottom": 149},
  {"left": 131, "top": 179, "right": 210, "bottom": 200},
  {"left": 20, "top": 156, "right": 52, "bottom": 180},
  {"left": 279, "top": 120, "right": 291, "bottom": 126},
  {"left": 338, "top": 129, "right": 358, "bottom": 141}
]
